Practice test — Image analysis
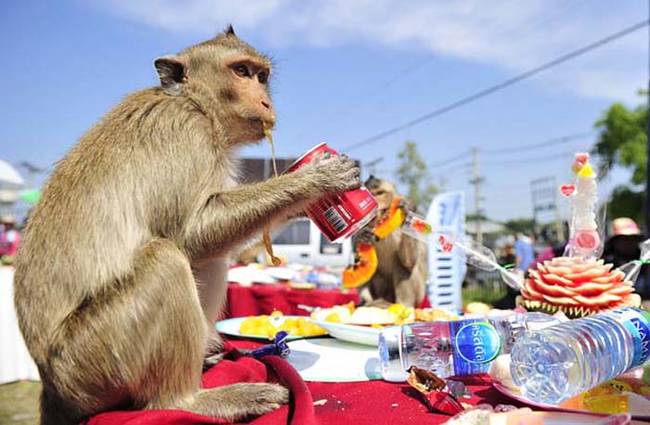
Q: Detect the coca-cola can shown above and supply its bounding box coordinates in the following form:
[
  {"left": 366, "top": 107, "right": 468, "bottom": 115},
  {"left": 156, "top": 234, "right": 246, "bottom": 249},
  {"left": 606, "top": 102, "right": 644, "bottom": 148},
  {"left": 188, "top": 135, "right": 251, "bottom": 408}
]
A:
[{"left": 286, "top": 143, "right": 378, "bottom": 242}]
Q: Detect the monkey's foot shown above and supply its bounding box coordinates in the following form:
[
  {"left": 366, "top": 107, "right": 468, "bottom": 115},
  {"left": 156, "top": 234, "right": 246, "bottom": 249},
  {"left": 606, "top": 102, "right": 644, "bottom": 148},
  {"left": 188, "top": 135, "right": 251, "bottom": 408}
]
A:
[{"left": 188, "top": 383, "right": 289, "bottom": 421}]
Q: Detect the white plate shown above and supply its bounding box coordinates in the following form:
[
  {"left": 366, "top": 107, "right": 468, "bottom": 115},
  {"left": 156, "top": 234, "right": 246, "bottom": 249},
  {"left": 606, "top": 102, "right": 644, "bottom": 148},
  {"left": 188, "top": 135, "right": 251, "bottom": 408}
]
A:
[
  {"left": 286, "top": 338, "right": 381, "bottom": 382},
  {"left": 312, "top": 320, "right": 387, "bottom": 346},
  {"left": 216, "top": 316, "right": 324, "bottom": 341},
  {"left": 265, "top": 267, "right": 298, "bottom": 281},
  {"left": 227, "top": 266, "right": 276, "bottom": 285}
]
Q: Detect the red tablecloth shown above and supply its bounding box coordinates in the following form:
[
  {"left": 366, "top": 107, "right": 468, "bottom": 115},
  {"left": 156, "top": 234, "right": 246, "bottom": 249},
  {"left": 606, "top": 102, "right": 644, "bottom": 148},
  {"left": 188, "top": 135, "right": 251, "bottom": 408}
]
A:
[
  {"left": 88, "top": 338, "right": 521, "bottom": 425},
  {"left": 229, "top": 339, "right": 520, "bottom": 425},
  {"left": 226, "top": 283, "right": 360, "bottom": 317}
]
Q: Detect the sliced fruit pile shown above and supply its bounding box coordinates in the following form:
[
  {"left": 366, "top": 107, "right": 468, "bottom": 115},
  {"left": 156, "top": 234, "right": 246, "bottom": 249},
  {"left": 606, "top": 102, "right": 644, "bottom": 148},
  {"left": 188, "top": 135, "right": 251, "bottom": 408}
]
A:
[
  {"left": 239, "top": 311, "right": 327, "bottom": 339},
  {"left": 311, "top": 303, "right": 458, "bottom": 327}
]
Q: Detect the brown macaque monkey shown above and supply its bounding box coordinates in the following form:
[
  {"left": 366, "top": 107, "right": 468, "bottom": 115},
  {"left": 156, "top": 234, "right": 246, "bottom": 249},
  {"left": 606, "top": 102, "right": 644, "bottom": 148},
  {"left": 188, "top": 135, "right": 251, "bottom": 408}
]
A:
[
  {"left": 14, "top": 26, "right": 360, "bottom": 425},
  {"left": 354, "top": 176, "right": 427, "bottom": 308}
]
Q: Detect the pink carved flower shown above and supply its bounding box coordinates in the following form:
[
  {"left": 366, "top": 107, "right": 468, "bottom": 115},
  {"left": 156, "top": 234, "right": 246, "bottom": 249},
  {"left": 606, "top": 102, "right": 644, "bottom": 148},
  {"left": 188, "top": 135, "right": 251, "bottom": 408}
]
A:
[{"left": 519, "top": 257, "right": 640, "bottom": 318}]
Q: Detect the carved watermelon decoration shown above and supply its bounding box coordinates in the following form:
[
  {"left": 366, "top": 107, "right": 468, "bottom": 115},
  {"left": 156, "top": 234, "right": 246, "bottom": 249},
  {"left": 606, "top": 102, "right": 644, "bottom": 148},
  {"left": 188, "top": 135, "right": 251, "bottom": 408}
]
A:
[{"left": 517, "top": 257, "right": 641, "bottom": 318}]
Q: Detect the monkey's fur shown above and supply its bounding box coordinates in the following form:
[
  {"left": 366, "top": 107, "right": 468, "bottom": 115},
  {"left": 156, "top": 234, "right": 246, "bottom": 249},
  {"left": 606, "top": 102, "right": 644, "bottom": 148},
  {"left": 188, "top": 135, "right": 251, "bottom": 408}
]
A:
[
  {"left": 14, "top": 27, "right": 360, "bottom": 425},
  {"left": 355, "top": 176, "right": 427, "bottom": 308}
]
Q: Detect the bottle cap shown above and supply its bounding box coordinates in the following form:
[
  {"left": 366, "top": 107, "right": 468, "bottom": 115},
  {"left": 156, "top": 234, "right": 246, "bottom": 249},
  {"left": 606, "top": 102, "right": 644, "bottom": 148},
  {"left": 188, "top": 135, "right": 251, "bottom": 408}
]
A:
[{"left": 378, "top": 327, "right": 409, "bottom": 382}]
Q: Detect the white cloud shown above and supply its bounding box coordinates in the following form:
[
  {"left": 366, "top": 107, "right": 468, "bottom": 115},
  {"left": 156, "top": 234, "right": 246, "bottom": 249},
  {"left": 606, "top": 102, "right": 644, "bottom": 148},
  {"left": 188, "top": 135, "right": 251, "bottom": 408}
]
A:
[{"left": 92, "top": 0, "right": 647, "bottom": 102}]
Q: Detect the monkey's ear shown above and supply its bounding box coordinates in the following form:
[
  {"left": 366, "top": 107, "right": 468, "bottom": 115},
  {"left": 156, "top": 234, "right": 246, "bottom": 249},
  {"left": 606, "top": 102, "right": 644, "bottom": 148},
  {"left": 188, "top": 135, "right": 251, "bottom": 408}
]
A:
[
  {"left": 154, "top": 55, "right": 187, "bottom": 95},
  {"left": 224, "top": 24, "right": 236, "bottom": 36}
]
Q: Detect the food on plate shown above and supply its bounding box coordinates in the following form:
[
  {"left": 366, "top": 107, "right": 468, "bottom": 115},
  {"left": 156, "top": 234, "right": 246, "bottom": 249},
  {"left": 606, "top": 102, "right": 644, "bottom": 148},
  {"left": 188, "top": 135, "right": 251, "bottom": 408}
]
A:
[
  {"left": 348, "top": 306, "right": 401, "bottom": 325},
  {"left": 342, "top": 243, "right": 378, "bottom": 288},
  {"left": 310, "top": 302, "right": 355, "bottom": 323},
  {"left": 311, "top": 303, "right": 458, "bottom": 327},
  {"left": 415, "top": 308, "right": 459, "bottom": 322},
  {"left": 464, "top": 301, "right": 492, "bottom": 315},
  {"left": 239, "top": 311, "right": 326, "bottom": 339},
  {"left": 517, "top": 257, "right": 641, "bottom": 318}
]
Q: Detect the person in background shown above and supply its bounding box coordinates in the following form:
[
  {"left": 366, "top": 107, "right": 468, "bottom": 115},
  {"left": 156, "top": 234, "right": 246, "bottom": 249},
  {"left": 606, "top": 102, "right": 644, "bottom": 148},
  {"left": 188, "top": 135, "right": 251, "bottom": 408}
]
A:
[
  {"left": 0, "top": 215, "right": 21, "bottom": 263},
  {"left": 529, "top": 238, "right": 566, "bottom": 270},
  {"left": 514, "top": 233, "right": 535, "bottom": 274},
  {"left": 499, "top": 243, "right": 516, "bottom": 267},
  {"left": 603, "top": 217, "right": 647, "bottom": 298}
]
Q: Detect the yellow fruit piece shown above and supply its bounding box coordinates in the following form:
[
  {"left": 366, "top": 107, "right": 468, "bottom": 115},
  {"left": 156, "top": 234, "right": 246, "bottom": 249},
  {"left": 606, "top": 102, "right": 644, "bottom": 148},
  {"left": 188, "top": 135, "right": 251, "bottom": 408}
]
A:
[
  {"left": 325, "top": 313, "right": 341, "bottom": 323},
  {"left": 583, "top": 394, "right": 628, "bottom": 414},
  {"left": 387, "top": 304, "right": 405, "bottom": 315}
]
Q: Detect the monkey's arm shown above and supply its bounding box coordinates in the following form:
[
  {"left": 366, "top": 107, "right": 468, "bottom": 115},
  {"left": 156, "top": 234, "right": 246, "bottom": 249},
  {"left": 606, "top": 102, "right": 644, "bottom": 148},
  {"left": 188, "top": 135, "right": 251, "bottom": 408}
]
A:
[
  {"left": 184, "top": 171, "right": 336, "bottom": 259},
  {"left": 397, "top": 234, "right": 420, "bottom": 270}
]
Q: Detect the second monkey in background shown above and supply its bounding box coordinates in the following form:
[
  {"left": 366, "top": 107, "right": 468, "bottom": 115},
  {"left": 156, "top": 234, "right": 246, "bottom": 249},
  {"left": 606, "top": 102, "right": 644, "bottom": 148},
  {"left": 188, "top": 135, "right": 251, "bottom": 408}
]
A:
[{"left": 354, "top": 176, "right": 428, "bottom": 307}]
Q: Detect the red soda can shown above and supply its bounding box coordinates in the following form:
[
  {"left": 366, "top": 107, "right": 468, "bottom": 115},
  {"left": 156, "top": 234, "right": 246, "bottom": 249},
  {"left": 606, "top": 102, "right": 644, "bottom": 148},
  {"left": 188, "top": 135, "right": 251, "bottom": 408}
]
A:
[{"left": 286, "top": 143, "right": 378, "bottom": 242}]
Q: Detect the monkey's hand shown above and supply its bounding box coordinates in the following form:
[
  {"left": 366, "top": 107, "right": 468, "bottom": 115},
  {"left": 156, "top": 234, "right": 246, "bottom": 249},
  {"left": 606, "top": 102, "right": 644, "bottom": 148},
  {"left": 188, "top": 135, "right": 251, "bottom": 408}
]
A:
[
  {"left": 301, "top": 152, "right": 361, "bottom": 194},
  {"left": 353, "top": 225, "right": 377, "bottom": 246}
]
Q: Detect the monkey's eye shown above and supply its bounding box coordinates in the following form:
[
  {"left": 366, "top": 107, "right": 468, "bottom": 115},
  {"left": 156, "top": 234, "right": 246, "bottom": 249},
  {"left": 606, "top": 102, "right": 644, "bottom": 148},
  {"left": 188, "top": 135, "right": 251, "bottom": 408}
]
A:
[
  {"left": 258, "top": 71, "right": 268, "bottom": 84},
  {"left": 233, "top": 64, "right": 251, "bottom": 78}
]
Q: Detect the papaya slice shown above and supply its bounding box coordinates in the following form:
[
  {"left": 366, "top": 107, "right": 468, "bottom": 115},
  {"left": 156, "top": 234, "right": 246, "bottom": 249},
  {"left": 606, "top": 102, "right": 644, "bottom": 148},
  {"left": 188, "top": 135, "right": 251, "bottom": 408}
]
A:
[
  {"left": 373, "top": 197, "right": 405, "bottom": 240},
  {"left": 342, "top": 243, "right": 378, "bottom": 288}
]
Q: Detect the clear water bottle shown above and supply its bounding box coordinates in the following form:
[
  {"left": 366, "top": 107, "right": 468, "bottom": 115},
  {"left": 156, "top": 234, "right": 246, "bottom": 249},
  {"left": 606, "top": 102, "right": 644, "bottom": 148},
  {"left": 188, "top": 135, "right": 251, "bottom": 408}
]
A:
[
  {"left": 510, "top": 307, "right": 650, "bottom": 405},
  {"left": 378, "top": 312, "right": 558, "bottom": 382}
]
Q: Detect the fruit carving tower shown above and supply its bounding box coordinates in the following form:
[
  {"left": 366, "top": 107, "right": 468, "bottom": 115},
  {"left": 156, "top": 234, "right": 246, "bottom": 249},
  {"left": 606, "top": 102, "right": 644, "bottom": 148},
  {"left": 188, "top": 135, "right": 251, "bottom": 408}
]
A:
[{"left": 517, "top": 153, "right": 640, "bottom": 318}]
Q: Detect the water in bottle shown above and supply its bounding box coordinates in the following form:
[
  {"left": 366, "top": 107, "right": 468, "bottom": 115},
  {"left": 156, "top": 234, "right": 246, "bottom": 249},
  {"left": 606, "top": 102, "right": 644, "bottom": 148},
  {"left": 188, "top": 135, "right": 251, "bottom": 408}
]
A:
[
  {"left": 378, "top": 312, "right": 558, "bottom": 382},
  {"left": 510, "top": 307, "right": 650, "bottom": 405}
]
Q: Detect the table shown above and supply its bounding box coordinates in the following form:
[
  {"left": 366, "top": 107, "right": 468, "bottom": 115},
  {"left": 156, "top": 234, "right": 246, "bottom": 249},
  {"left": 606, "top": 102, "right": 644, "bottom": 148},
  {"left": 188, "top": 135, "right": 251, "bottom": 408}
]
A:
[
  {"left": 226, "top": 283, "right": 360, "bottom": 318},
  {"left": 0, "top": 266, "right": 40, "bottom": 384}
]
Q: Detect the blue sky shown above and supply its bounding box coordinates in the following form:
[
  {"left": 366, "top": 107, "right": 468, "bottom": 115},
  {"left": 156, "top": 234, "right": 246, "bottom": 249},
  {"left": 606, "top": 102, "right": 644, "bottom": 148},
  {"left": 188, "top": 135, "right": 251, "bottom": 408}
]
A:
[{"left": 0, "top": 0, "right": 647, "bottom": 222}]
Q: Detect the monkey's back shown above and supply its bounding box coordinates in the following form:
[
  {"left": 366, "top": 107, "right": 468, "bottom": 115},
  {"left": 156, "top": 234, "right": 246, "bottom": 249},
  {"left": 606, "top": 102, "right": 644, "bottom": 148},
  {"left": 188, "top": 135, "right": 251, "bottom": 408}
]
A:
[{"left": 13, "top": 88, "right": 217, "bottom": 364}]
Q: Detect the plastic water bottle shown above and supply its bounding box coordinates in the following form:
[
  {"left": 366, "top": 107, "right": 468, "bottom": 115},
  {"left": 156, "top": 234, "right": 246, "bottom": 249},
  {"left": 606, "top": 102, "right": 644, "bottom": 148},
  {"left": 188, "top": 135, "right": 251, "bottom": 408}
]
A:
[
  {"left": 510, "top": 307, "right": 650, "bottom": 405},
  {"left": 378, "top": 312, "right": 559, "bottom": 382}
]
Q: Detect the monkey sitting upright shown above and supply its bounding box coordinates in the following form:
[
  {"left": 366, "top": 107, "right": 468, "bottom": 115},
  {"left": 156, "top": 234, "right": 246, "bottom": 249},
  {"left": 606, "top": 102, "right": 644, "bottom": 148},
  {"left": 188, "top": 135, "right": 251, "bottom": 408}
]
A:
[
  {"left": 354, "top": 176, "right": 428, "bottom": 308},
  {"left": 14, "top": 26, "right": 360, "bottom": 425}
]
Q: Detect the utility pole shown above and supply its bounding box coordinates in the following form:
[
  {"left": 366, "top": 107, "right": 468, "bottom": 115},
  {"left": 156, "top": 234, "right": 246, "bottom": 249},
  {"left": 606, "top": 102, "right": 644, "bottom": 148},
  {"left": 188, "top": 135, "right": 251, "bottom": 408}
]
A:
[
  {"left": 644, "top": 0, "right": 650, "bottom": 286},
  {"left": 469, "top": 147, "right": 484, "bottom": 244},
  {"left": 531, "top": 176, "right": 563, "bottom": 242}
]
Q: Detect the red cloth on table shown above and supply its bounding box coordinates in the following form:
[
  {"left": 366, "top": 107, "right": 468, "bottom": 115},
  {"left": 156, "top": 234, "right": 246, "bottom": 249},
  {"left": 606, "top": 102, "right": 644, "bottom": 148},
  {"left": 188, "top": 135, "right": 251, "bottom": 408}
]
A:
[
  {"left": 226, "top": 283, "right": 360, "bottom": 317},
  {"left": 87, "top": 339, "right": 519, "bottom": 425},
  {"left": 87, "top": 342, "right": 316, "bottom": 425}
]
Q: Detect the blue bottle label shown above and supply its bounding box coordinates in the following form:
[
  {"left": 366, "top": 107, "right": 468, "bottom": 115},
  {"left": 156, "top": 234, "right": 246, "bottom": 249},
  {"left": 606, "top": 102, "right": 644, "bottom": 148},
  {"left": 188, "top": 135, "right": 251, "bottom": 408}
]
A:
[
  {"left": 612, "top": 308, "right": 650, "bottom": 368},
  {"left": 450, "top": 319, "right": 501, "bottom": 376}
]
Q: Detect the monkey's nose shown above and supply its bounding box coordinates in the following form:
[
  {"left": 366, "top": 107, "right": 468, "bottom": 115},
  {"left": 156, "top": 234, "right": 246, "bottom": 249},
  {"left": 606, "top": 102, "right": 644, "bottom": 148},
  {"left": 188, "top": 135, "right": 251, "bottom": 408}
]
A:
[{"left": 261, "top": 101, "right": 270, "bottom": 109}]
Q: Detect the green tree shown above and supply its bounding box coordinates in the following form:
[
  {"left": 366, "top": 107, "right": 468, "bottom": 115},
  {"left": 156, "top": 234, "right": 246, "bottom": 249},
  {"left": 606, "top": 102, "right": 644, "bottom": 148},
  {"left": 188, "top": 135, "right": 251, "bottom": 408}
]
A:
[
  {"left": 594, "top": 101, "right": 647, "bottom": 183},
  {"left": 592, "top": 95, "right": 647, "bottom": 226},
  {"left": 395, "top": 141, "right": 438, "bottom": 212}
]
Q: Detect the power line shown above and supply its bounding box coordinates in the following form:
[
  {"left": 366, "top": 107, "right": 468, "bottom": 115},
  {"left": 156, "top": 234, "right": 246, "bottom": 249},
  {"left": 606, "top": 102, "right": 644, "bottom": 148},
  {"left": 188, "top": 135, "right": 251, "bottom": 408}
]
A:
[
  {"left": 425, "top": 129, "right": 594, "bottom": 169},
  {"left": 343, "top": 20, "right": 649, "bottom": 152},
  {"left": 482, "top": 150, "right": 577, "bottom": 166},
  {"left": 483, "top": 131, "right": 595, "bottom": 155}
]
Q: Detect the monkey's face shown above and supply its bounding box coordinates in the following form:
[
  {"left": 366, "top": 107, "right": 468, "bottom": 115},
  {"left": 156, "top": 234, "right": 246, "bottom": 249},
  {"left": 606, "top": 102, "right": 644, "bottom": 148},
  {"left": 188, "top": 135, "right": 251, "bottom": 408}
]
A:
[
  {"left": 368, "top": 179, "right": 397, "bottom": 218},
  {"left": 220, "top": 55, "right": 275, "bottom": 141},
  {"left": 155, "top": 28, "right": 275, "bottom": 144}
]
